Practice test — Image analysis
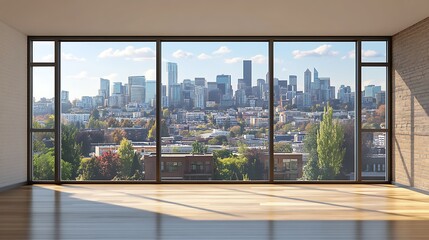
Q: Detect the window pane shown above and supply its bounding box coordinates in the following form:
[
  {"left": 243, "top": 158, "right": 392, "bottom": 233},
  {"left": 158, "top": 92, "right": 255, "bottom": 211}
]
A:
[
  {"left": 32, "top": 67, "right": 55, "bottom": 129},
  {"left": 362, "top": 132, "right": 386, "bottom": 181},
  {"left": 362, "top": 67, "right": 386, "bottom": 129},
  {"left": 32, "top": 41, "right": 55, "bottom": 63},
  {"left": 60, "top": 42, "right": 157, "bottom": 181},
  {"left": 361, "top": 41, "right": 387, "bottom": 63},
  {"left": 32, "top": 132, "right": 55, "bottom": 181},
  {"left": 160, "top": 42, "right": 269, "bottom": 181},
  {"left": 274, "top": 42, "right": 356, "bottom": 181}
]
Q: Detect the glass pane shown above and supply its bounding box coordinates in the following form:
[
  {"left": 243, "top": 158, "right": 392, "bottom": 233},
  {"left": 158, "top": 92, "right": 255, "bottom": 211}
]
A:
[
  {"left": 274, "top": 42, "right": 356, "bottom": 181},
  {"left": 161, "top": 42, "right": 269, "bottom": 181},
  {"left": 32, "top": 132, "right": 55, "bottom": 181},
  {"left": 32, "top": 41, "right": 55, "bottom": 63},
  {"left": 362, "top": 67, "right": 387, "bottom": 129},
  {"left": 60, "top": 42, "right": 157, "bottom": 181},
  {"left": 361, "top": 41, "right": 387, "bottom": 63},
  {"left": 362, "top": 132, "right": 386, "bottom": 181},
  {"left": 32, "top": 67, "right": 55, "bottom": 129}
]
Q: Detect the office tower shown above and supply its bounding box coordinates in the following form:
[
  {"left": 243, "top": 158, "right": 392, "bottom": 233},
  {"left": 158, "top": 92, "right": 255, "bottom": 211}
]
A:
[
  {"left": 257, "top": 79, "right": 265, "bottom": 100},
  {"left": 304, "top": 69, "right": 311, "bottom": 93},
  {"left": 145, "top": 80, "right": 156, "bottom": 104},
  {"left": 61, "top": 91, "right": 69, "bottom": 102},
  {"left": 128, "top": 76, "right": 146, "bottom": 102},
  {"left": 338, "top": 85, "right": 352, "bottom": 104},
  {"left": 99, "top": 78, "right": 110, "bottom": 99},
  {"left": 314, "top": 68, "right": 319, "bottom": 85},
  {"left": 161, "top": 84, "right": 168, "bottom": 108},
  {"left": 376, "top": 91, "right": 386, "bottom": 107},
  {"left": 81, "top": 96, "right": 93, "bottom": 109},
  {"left": 330, "top": 86, "right": 336, "bottom": 100},
  {"left": 235, "top": 89, "right": 247, "bottom": 107},
  {"left": 243, "top": 60, "right": 252, "bottom": 96},
  {"left": 364, "top": 85, "right": 382, "bottom": 98},
  {"left": 289, "top": 75, "right": 297, "bottom": 91},
  {"left": 216, "top": 74, "right": 232, "bottom": 99},
  {"left": 112, "top": 82, "right": 123, "bottom": 94},
  {"left": 167, "top": 62, "right": 178, "bottom": 105},
  {"left": 130, "top": 85, "right": 145, "bottom": 104},
  {"left": 195, "top": 77, "right": 207, "bottom": 87},
  {"left": 170, "top": 84, "right": 182, "bottom": 107},
  {"left": 194, "top": 86, "right": 206, "bottom": 109},
  {"left": 319, "top": 77, "right": 330, "bottom": 101}
]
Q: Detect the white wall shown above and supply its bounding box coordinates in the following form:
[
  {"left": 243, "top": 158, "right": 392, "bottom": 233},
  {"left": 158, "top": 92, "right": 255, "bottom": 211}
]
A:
[{"left": 0, "top": 20, "right": 27, "bottom": 189}]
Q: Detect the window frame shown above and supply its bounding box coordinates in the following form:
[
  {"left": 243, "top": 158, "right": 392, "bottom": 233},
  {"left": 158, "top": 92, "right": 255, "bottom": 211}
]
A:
[{"left": 28, "top": 36, "right": 391, "bottom": 184}]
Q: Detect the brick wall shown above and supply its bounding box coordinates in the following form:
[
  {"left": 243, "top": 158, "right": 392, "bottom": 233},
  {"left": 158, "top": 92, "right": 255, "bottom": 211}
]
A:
[
  {"left": 392, "top": 17, "right": 429, "bottom": 192},
  {"left": 0, "top": 20, "right": 27, "bottom": 189}
]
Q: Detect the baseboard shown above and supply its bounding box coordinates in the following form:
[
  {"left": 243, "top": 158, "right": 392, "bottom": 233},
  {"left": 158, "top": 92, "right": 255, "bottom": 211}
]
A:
[
  {"left": 0, "top": 181, "right": 27, "bottom": 193},
  {"left": 393, "top": 181, "right": 429, "bottom": 195}
]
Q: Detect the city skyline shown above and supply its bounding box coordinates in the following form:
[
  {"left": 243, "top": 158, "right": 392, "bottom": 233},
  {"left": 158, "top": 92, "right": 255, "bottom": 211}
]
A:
[{"left": 32, "top": 41, "right": 387, "bottom": 101}]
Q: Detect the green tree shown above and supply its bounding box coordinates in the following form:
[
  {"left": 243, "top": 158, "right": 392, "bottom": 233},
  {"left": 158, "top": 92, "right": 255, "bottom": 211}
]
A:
[
  {"left": 111, "top": 129, "right": 127, "bottom": 144},
  {"left": 117, "top": 138, "right": 135, "bottom": 176},
  {"left": 208, "top": 135, "right": 228, "bottom": 145},
  {"left": 301, "top": 123, "right": 320, "bottom": 180},
  {"left": 77, "top": 157, "right": 102, "bottom": 180},
  {"left": 91, "top": 109, "right": 100, "bottom": 120},
  {"left": 33, "top": 148, "right": 72, "bottom": 180},
  {"left": 130, "top": 152, "right": 142, "bottom": 176},
  {"left": 147, "top": 120, "right": 169, "bottom": 140},
  {"left": 61, "top": 124, "right": 82, "bottom": 179},
  {"left": 191, "top": 141, "right": 208, "bottom": 154},
  {"left": 301, "top": 104, "right": 346, "bottom": 180},
  {"left": 215, "top": 155, "right": 247, "bottom": 180},
  {"left": 316, "top": 104, "right": 345, "bottom": 179},
  {"left": 273, "top": 142, "right": 293, "bottom": 153}
]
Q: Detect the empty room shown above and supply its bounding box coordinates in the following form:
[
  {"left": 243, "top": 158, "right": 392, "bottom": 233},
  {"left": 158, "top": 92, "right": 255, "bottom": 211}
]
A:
[{"left": 0, "top": 0, "right": 429, "bottom": 239}]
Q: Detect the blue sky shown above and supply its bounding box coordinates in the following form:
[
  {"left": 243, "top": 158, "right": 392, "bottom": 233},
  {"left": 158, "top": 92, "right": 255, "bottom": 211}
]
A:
[{"left": 32, "top": 41, "right": 387, "bottom": 101}]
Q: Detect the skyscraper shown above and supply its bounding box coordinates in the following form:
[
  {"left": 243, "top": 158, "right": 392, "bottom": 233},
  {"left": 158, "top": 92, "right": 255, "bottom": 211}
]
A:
[
  {"left": 167, "top": 62, "right": 178, "bottom": 105},
  {"left": 99, "top": 78, "right": 110, "bottom": 99},
  {"left": 243, "top": 60, "right": 252, "bottom": 96},
  {"left": 113, "top": 82, "right": 123, "bottom": 95},
  {"left": 145, "top": 80, "right": 156, "bottom": 104},
  {"left": 288, "top": 75, "right": 297, "bottom": 91},
  {"left": 216, "top": 74, "right": 232, "bottom": 100},
  {"left": 304, "top": 69, "right": 311, "bottom": 93}
]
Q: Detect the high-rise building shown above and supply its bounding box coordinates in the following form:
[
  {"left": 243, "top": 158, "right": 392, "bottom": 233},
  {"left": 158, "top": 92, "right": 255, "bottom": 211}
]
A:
[
  {"left": 216, "top": 74, "right": 232, "bottom": 99},
  {"left": 257, "top": 79, "right": 266, "bottom": 100},
  {"left": 161, "top": 84, "right": 168, "bottom": 108},
  {"left": 304, "top": 69, "right": 311, "bottom": 93},
  {"left": 330, "top": 86, "right": 336, "bottom": 100},
  {"left": 195, "top": 77, "right": 207, "bottom": 87},
  {"left": 364, "top": 85, "right": 382, "bottom": 98},
  {"left": 112, "top": 82, "right": 123, "bottom": 95},
  {"left": 130, "top": 85, "right": 145, "bottom": 104},
  {"left": 145, "top": 80, "right": 156, "bottom": 104},
  {"left": 243, "top": 60, "right": 252, "bottom": 96},
  {"left": 99, "top": 78, "right": 110, "bottom": 99},
  {"left": 170, "top": 84, "right": 182, "bottom": 107},
  {"left": 167, "top": 62, "right": 178, "bottom": 105},
  {"left": 194, "top": 86, "right": 206, "bottom": 109},
  {"left": 288, "top": 75, "right": 297, "bottom": 91},
  {"left": 61, "top": 91, "right": 69, "bottom": 102}
]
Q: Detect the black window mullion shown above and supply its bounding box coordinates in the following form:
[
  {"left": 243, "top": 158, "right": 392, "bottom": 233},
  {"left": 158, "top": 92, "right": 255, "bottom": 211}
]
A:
[
  {"left": 356, "top": 40, "right": 362, "bottom": 182},
  {"left": 269, "top": 40, "right": 274, "bottom": 183},
  {"left": 156, "top": 40, "right": 162, "bottom": 183},
  {"left": 54, "top": 41, "right": 61, "bottom": 184}
]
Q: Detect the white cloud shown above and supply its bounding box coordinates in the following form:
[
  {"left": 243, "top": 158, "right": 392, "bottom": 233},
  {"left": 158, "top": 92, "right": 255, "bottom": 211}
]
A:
[
  {"left": 362, "top": 50, "right": 383, "bottom": 58},
  {"left": 62, "top": 53, "right": 86, "bottom": 62},
  {"left": 224, "top": 57, "right": 243, "bottom": 64},
  {"left": 197, "top": 53, "right": 212, "bottom": 60},
  {"left": 41, "top": 54, "right": 54, "bottom": 62},
  {"left": 342, "top": 49, "right": 384, "bottom": 60},
  {"left": 172, "top": 49, "right": 193, "bottom": 59},
  {"left": 98, "top": 46, "right": 155, "bottom": 61},
  {"left": 251, "top": 54, "right": 266, "bottom": 64},
  {"left": 342, "top": 50, "right": 355, "bottom": 60},
  {"left": 292, "top": 44, "right": 339, "bottom": 59},
  {"left": 281, "top": 67, "right": 288, "bottom": 72},
  {"left": 145, "top": 69, "right": 156, "bottom": 80},
  {"left": 213, "top": 46, "right": 231, "bottom": 55}
]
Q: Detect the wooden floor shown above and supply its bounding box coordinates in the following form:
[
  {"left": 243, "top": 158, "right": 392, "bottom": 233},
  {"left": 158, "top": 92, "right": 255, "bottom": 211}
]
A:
[{"left": 0, "top": 184, "right": 429, "bottom": 239}]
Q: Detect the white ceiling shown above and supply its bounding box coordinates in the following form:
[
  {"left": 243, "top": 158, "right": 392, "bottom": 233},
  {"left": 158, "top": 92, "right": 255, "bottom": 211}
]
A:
[{"left": 0, "top": 0, "right": 428, "bottom": 36}]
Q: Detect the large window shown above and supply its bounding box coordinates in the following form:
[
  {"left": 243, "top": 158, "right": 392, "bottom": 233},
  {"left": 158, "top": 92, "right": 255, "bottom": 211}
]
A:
[
  {"left": 29, "top": 37, "right": 390, "bottom": 183},
  {"left": 160, "top": 42, "right": 269, "bottom": 181},
  {"left": 273, "top": 42, "right": 356, "bottom": 181}
]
